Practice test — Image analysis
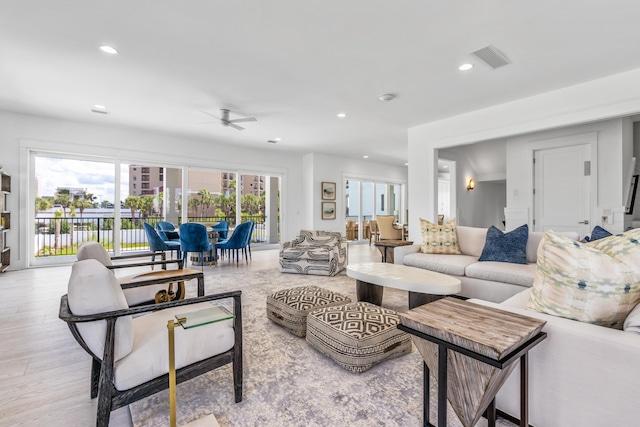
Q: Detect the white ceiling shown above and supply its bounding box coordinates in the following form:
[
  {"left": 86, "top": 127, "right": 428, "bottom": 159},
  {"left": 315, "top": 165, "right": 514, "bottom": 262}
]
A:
[{"left": 2, "top": 1, "right": 640, "bottom": 166}]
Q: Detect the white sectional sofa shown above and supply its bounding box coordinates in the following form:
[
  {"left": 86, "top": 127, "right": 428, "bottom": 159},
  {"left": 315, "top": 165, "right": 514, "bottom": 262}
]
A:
[
  {"left": 393, "top": 226, "right": 579, "bottom": 303},
  {"left": 394, "top": 225, "right": 639, "bottom": 426},
  {"left": 472, "top": 290, "right": 640, "bottom": 427}
]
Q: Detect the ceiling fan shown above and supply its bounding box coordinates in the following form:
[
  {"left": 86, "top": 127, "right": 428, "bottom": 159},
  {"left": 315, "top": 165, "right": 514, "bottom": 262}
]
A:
[{"left": 203, "top": 109, "right": 257, "bottom": 131}]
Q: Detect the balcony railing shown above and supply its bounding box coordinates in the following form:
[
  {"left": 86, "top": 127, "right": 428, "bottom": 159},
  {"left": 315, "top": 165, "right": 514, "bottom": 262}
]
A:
[{"left": 34, "top": 215, "right": 268, "bottom": 257}]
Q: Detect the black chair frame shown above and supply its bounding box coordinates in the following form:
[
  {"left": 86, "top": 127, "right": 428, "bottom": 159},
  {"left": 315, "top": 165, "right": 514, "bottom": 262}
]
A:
[
  {"left": 59, "top": 290, "right": 243, "bottom": 427},
  {"left": 105, "top": 251, "right": 186, "bottom": 305}
]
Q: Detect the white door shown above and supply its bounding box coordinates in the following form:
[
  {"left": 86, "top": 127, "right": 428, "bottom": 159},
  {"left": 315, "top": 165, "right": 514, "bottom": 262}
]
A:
[{"left": 534, "top": 144, "right": 591, "bottom": 237}]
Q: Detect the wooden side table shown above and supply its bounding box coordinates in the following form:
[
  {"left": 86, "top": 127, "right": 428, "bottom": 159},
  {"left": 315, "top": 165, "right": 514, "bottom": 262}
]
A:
[
  {"left": 373, "top": 240, "right": 413, "bottom": 263},
  {"left": 398, "top": 298, "right": 546, "bottom": 427}
]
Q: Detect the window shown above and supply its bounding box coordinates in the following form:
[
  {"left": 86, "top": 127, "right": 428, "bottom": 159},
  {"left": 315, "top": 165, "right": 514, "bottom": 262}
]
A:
[{"left": 141, "top": 175, "right": 149, "bottom": 181}]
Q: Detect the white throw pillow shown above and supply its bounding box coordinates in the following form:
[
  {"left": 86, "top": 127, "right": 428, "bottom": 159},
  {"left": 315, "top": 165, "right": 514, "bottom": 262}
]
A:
[
  {"left": 527, "top": 231, "right": 640, "bottom": 329},
  {"left": 67, "top": 259, "right": 134, "bottom": 361},
  {"left": 419, "top": 218, "right": 462, "bottom": 255}
]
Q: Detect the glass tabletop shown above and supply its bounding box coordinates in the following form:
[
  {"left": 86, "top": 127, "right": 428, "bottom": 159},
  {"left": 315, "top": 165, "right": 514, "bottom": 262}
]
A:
[{"left": 176, "top": 306, "right": 234, "bottom": 329}]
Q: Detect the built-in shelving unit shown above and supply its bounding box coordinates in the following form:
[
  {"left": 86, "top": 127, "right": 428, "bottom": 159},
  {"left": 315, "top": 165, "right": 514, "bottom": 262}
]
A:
[{"left": 1, "top": 172, "right": 10, "bottom": 272}]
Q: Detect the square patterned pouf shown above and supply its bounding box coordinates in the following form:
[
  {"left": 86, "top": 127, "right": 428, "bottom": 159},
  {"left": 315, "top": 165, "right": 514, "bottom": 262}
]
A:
[
  {"left": 306, "top": 301, "right": 412, "bottom": 373},
  {"left": 266, "top": 286, "right": 352, "bottom": 337}
]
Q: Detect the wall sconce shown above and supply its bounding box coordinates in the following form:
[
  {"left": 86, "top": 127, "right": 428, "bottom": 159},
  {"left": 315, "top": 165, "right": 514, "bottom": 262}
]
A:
[{"left": 467, "top": 178, "right": 476, "bottom": 191}]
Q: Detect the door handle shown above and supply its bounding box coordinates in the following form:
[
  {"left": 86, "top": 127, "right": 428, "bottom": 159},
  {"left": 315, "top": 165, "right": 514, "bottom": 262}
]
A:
[{"left": 578, "top": 220, "right": 589, "bottom": 225}]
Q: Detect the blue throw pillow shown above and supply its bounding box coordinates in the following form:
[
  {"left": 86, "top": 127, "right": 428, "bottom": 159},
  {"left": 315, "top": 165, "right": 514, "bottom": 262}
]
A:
[
  {"left": 590, "top": 225, "right": 612, "bottom": 242},
  {"left": 478, "top": 224, "right": 529, "bottom": 264}
]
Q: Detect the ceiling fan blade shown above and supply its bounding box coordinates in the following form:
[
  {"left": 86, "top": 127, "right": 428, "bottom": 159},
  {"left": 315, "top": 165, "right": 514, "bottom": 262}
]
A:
[
  {"left": 229, "top": 123, "right": 245, "bottom": 131},
  {"left": 201, "top": 111, "right": 222, "bottom": 120},
  {"left": 228, "top": 117, "right": 257, "bottom": 123}
]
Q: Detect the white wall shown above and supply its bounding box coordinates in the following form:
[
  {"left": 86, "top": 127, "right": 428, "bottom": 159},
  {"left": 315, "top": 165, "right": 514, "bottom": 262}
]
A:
[
  {"left": 505, "top": 118, "right": 630, "bottom": 234},
  {"left": 304, "top": 153, "right": 407, "bottom": 233},
  {"left": 1, "top": 110, "right": 310, "bottom": 270},
  {"left": 1, "top": 111, "right": 407, "bottom": 270},
  {"left": 408, "top": 67, "right": 640, "bottom": 241}
]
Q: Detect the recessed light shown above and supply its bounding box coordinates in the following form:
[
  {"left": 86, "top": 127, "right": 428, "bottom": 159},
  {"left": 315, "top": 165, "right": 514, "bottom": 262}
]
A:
[
  {"left": 378, "top": 93, "right": 395, "bottom": 101},
  {"left": 363, "top": 155, "right": 369, "bottom": 159},
  {"left": 443, "top": 165, "right": 448, "bottom": 168},
  {"left": 274, "top": 137, "right": 282, "bottom": 141},
  {"left": 91, "top": 107, "right": 109, "bottom": 115},
  {"left": 99, "top": 45, "right": 118, "bottom": 55},
  {"left": 337, "top": 113, "right": 347, "bottom": 118},
  {"left": 405, "top": 162, "right": 409, "bottom": 166},
  {"left": 459, "top": 63, "right": 474, "bottom": 71}
]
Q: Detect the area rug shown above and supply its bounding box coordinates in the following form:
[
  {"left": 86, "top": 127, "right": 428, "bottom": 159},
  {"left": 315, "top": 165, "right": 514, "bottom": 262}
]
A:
[{"left": 129, "top": 268, "right": 516, "bottom": 427}]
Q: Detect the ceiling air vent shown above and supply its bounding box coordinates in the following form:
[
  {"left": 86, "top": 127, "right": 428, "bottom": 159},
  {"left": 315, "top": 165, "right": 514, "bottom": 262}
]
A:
[{"left": 470, "top": 45, "right": 511, "bottom": 69}]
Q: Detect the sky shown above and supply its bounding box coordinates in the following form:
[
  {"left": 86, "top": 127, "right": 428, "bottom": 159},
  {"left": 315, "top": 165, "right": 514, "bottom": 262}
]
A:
[{"left": 35, "top": 156, "right": 129, "bottom": 203}]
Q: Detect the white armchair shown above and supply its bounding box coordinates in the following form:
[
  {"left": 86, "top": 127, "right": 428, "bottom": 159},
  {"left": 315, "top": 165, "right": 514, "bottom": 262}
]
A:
[
  {"left": 59, "top": 259, "right": 243, "bottom": 427},
  {"left": 279, "top": 230, "right": 348, "bottom": 276}
]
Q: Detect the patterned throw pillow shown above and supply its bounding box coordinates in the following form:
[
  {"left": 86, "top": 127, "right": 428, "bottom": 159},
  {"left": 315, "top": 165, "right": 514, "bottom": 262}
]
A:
[
  {"left": 419, "top": 218, "right": 461, "bottom": 254},
  {"left": 478, "top": 224, "right": 529, "bottom": 264},
  {"left": 527, "top": 231, "right": 640, "bottom": 329}
]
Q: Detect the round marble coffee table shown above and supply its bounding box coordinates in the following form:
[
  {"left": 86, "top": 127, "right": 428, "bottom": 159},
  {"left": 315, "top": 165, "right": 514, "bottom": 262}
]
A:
[{"left": 346, "top": 262, "right": 461, "bottom": 309}]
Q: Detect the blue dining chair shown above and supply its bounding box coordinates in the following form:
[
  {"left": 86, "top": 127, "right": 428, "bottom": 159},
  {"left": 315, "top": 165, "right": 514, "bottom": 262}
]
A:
[
  {"left": 216, "top": 221, "right": 254, "bottom": 265},
  {"left": 143, "top": 222, "right": 182, "bottom": 261},
  {"left": 179, "top": 223, "right": 214, "bottom": 270},
  {"left": 211, "top": 220, "right": 229, "bottom": 241},
  {"left": 156, "top": 221, "right": 180, "bottom": 241}
]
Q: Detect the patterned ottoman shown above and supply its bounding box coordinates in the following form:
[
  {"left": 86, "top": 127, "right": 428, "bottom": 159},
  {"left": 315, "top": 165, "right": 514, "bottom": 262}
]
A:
[
  {"left": 267, "top": 286, "right": 352, "bottom": 337},
  {"left": 306, "top": 302, "right": 412, "bottom": 373}
]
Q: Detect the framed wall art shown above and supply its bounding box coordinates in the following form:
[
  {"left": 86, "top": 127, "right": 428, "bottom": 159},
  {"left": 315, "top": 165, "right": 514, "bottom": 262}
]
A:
[
  {"left": 322, "top": 202, "right": 336, "bottom": 220},
  {"left": 322, "top": 182, "right": 336, "bottom": 200}
]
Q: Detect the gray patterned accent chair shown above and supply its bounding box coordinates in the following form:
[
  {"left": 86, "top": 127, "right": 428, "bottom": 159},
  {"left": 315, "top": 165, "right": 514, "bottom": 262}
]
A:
[{"left": 279, "top": 230, "right": 348, "bottom": 276}]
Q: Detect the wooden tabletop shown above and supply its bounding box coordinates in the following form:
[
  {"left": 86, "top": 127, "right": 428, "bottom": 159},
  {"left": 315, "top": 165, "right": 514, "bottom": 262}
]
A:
[
  {"left": 374, "top": 240, "right": 413, "bottom": 247},
  {"left": 399, "top": 297, "right": 546, "bottom": 360}
]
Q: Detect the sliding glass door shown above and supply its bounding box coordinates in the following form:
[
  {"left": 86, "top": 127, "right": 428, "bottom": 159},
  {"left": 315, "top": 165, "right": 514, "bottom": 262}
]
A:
[{"left": 345, "top": 179, "right": 403, "bottom": 241}]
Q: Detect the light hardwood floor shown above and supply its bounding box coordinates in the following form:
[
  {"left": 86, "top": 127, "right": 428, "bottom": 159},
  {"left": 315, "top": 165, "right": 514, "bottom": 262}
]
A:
[{"left": 0, "top": 242, "right": 381, "bottom": 426}]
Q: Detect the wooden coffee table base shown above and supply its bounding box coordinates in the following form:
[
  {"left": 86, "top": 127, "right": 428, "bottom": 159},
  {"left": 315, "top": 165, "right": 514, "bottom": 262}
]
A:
[{"left": 356, "top": 279, "right": 443, "bottom": 309}]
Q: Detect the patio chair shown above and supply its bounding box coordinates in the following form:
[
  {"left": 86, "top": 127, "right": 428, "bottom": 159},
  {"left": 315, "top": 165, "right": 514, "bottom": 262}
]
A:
[
  {"left": 368, "top": 220, "right": 380, "bottom": 245},
  {"left": 376, "top": 215, "right": 403, "bottom": 240},
  {"left": 211, "top": 220, "right": 230, "bottom": 240},
  {"left": 144, "top": 222, "right": 182, "bottom": 260},
  {"left": 59, "top": 259, "right": 242, "bottom": 427},
  {"left": 156, "top": 221, "right": 180, "bottom": 241},
  {"left": 215, "top": 221, "right": 254, "bottom": 265},
  {"left": 179, "top": 222, "right": 214, "bottom": 270}
]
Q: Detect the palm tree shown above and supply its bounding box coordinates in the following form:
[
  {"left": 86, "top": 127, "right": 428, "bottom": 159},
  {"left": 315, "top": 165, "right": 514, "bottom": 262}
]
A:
[
  {"left": 54, "top": 210, "right": 62, "bottom": 251},
  {"left": 228, "top": 178, "right": 237, "bottom": 193},
  {"left": 74, "top": 198, "right": 92, "bottom": 218},
  {"left": 54, "top": 193, "right": 71, "bottom": 217},
  {"left": 84, "top": 192, "right": 96, "bottom": 208},
  {"left": 35, "top": 197, "right": 51, "bottom": 215},
  {"left": 123, "top": 196, "right": 139, "bottom": 223},
  {"left": 139, "top": 195, "right": 155, "bottom": 218},
  {"left": 197, "top": 189, "right": 212, "bottom": 217},
  {"left": 188, "top": 197, "right": 201, "bottom": 217},
  {"left": 241, "top": 194, "right": 260, "bottom": 215}
]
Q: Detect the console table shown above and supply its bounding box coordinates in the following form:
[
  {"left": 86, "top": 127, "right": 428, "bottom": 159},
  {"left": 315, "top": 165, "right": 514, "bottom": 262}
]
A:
[
  {"left": 373, "top": 240, "right": 413, "bottom": 263},
  {"left": 398, "top": 298, "right": 546, "bottom": 427}
]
